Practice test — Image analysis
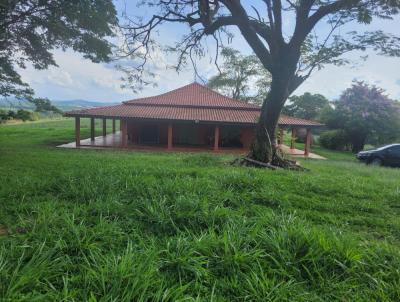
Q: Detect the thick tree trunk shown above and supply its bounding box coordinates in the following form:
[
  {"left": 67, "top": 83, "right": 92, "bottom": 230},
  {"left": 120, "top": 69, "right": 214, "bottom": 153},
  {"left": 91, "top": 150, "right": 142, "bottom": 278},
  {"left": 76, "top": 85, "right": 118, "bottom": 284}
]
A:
[
  {"left": 351, "top": 134, "right": 367, "bottom": 153},
  {"left": 249, "top": 74, "right": 290, "bottom": 163},
  {"left": 246, "top": 43, "right": 302, "bottom": 166}
]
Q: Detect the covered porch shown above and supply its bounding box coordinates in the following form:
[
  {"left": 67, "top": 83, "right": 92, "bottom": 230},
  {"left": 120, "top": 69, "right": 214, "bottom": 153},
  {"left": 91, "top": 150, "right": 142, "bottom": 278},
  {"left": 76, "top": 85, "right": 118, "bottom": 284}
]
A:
[
  {"left": 58, "top": 131, "right": 249, "bottom": 154},
  {"left": 59, "top": 117, "right": 324, "bottom": 158},
  {"left": 63, "top": 117, "right": 247, "bottom": 152}
]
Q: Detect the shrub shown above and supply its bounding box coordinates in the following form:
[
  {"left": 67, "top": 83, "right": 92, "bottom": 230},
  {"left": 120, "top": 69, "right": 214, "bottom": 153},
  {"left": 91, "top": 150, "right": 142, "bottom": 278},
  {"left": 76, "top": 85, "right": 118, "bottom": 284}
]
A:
[
  {"left": 319, "top": 130, "right": 348, "bottom": 150},
  {"left": 0, "top": 110, "right": 27, "bottom": 123},
  {"left": 31, "top": 112, "right": 40, "bottom": 121},
  {"left": 7, "top": 110, "right": 16, "bottom": 119},
  {"left": 0, "top": 110, "right": 10, "bottom": 123},
  {"left": 15, "top": 109, "right": 33, "bottom": 121}
]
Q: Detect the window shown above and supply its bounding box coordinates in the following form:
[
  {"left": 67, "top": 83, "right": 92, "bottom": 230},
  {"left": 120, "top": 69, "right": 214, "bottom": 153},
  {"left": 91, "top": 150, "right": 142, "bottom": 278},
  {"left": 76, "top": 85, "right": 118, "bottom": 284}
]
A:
[{"left": 387, "top": 146, "right": 400, "bottom": 156}]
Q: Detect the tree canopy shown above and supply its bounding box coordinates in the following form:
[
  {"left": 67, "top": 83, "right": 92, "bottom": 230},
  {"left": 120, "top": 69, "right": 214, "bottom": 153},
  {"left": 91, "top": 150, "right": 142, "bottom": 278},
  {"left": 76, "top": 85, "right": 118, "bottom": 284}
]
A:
[
  {"left": 30, "top": 98, "right": 62, "bottom": 114},
  {"left": 283, "top": 92, "right": 329, "bottom": 120},
  {"left": 112, "top": 1, "right": 400, "bottom": 165},
  {"left": 207, "top": 48, "right": 270, "bottom": 104},
  {"left": 121, "top": 1, "right": 400, "bottom": 93},
  {"left": 0, "top": 0, "right": 118, "bottom": 99},
  {"left": 321, "top": 82, "right": 400, "bottom": 152}
]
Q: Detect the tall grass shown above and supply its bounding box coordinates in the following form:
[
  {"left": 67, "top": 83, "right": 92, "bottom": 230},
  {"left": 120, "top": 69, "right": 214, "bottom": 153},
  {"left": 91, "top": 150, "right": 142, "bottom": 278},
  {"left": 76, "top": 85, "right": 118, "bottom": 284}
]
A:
[{"left": 1, "top": 119, "right": 400, "bottom": 301}]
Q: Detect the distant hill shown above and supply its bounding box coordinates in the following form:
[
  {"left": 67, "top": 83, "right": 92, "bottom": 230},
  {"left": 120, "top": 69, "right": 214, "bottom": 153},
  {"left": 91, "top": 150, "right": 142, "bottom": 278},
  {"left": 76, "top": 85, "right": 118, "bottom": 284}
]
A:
[
  {"left": 0, "top": 98, "right": 34, "bottom": 110},
  {"left": 52, "top": 99, "right": 119, "bottom": 111},
  {"left": 0, "top": 98, "right": 119, "bottom": 112}
]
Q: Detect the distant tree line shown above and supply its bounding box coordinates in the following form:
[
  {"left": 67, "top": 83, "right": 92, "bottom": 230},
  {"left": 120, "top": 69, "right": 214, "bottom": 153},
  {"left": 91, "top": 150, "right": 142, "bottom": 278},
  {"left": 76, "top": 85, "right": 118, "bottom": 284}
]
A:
[
  {"left": 0, "top": 97, "right": 63, "bottom": 123},
  {"left": 0, "top": 109, "right": 35, "bottom": 123},
  {"left": 29, "top": 98, "right": 62, "bottom": 114}
]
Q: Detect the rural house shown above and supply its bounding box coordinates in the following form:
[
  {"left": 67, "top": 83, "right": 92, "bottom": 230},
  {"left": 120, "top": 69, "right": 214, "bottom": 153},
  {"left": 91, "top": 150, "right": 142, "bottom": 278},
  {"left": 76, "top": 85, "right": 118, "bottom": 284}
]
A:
[{"left": 65, "top": 83, "right": 323, "bottom": 155}]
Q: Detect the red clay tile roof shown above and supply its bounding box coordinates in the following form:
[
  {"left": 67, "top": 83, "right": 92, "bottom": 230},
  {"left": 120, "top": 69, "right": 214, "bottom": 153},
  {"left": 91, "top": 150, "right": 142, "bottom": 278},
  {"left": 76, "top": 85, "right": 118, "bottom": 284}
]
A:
[
  {"left": 65, "top": 83, "right": 323, "bottom": 127},
  {"left": 123, "top": 83, "right": 261, "bottom": 109}
]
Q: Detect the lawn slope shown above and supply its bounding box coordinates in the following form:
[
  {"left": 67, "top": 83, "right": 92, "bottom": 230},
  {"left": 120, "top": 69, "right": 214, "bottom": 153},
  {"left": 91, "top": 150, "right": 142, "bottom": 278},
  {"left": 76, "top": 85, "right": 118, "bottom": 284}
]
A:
[{"left": 1, "top": 119, "right": 400, "bottom": 301}]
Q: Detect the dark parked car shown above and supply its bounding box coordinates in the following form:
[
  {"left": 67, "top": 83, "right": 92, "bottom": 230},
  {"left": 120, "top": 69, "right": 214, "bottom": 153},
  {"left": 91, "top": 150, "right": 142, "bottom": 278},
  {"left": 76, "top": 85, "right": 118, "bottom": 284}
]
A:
[{"left": 357, "top": 144, "right": 400, "bottom": 167}]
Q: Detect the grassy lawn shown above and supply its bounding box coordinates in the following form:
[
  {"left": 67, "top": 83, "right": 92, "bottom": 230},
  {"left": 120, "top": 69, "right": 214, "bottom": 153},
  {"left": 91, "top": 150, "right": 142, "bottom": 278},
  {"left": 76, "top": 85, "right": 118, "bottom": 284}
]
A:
[{"left": 1, "top": 119, "right": 400, "bottom": 301}]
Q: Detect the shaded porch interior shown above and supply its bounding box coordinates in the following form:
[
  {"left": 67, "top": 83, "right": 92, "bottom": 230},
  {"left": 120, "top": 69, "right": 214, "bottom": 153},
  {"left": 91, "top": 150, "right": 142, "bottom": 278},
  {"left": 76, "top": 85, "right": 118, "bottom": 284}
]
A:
[{"left": 62, "top": 117, "right": 323, "bottom": 158}]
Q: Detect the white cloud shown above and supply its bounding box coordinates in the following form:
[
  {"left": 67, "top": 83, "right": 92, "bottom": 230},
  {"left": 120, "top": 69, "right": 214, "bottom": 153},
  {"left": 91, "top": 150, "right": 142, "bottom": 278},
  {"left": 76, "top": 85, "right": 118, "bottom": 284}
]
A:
[
  {"left": 296, "top": 54, "right": 400, "bottom": 100},
  {"left": 47, "top": 70, "right": 74, "bottom": 87},
  {"left": 18, "top": 50, "right": 136, "bottom": 101}
]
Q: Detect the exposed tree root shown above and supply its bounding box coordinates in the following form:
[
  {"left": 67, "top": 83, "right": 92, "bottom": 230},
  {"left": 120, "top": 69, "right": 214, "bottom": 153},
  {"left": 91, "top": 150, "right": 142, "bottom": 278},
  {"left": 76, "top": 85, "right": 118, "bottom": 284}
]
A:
[
  {"left": 240, "top": 157, "right": 281, "bottom": 170},
  {"left": 271, "top": 151, "right": 306, "bottom": 170},
  {"left": 232, "top": 150, "right": 306, "bottom": 171}
]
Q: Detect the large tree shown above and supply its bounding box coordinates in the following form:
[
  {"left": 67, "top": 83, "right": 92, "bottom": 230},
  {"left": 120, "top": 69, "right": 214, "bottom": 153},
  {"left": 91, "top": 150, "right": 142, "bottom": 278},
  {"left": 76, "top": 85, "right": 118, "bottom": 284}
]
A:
[
  {"left": 0, "top": 0, "right": 118, "bottom": 100},
  {"left": 120, "top": 0, "right": 400, "bottom": 166},
  {"left": 321, "top": 82, "right": 400, "bottom": 153},
  {"left": 207, "top": 47, "right": 270, "bottom": 104},
  {"left": 283, "top": 92, "right": 329, "bottom": 120}
]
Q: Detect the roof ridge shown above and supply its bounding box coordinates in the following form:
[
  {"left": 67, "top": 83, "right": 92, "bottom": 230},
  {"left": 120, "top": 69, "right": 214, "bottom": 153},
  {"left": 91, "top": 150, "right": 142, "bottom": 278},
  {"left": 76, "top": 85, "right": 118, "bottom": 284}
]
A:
[
  {"left": 123, "top": 82, "right": 197, "bottom": 104},
  {"left": 194, "top": 82, "right": 260, "bottom": 108},
  {"left": 122, "top": 102, "right": 261, "bottom": 110},
  {"left": 122, "top": 82, "right": 260, "bottom": 109}
]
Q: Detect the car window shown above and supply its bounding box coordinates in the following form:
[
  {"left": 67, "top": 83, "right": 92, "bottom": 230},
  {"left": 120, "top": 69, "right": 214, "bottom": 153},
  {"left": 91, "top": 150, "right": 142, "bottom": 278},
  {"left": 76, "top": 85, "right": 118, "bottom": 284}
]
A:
[
  {"left": 377, "top": 146, "right": 388, "bottom": 151},
  {"left": 387, "top": 146, "right": 400, "bottom": 155},
  {"left": 377, "top": 145, "right": 394, "bottom": 151}
]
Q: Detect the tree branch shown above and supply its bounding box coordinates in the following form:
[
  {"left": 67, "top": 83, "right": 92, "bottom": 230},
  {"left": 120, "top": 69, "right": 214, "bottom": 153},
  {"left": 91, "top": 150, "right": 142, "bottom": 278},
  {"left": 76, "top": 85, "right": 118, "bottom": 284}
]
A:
[
  {"left": 272, "top": 0, "right": 284, "bottom": 44},
  {"left": 308, "top": 0, "right": 360, "bottom": 29},
  {"left": 221, "top": 0, "right": 273, "bottom": 70}
]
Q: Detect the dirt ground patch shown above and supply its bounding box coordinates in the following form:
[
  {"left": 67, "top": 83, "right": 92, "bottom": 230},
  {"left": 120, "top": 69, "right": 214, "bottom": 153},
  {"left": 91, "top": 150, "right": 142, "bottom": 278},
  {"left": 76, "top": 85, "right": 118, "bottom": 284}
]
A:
[{"left": 0, "top": 226, "right": 8, "bottom": 236}]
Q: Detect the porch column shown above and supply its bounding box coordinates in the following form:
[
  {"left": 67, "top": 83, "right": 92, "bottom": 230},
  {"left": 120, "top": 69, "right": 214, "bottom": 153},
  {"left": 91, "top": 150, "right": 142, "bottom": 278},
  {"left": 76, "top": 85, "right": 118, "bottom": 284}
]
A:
[
  {"left": 102, "top": 118, "right": 107, "bottom": 137},
  {"left": 214, "top": 125, "right": 220, "bottom": 151},
  {"left": 121, "top": 119, "right": 128, "bottom": 148},
  {"left": 75, "top": 117, "right": 80, "bottom": 147},
  {"left": 290, "top": 128, "right": 296, "bottom": 150},
  {"left": 90, "top": 118, "right": 95, "bottom": 141},
  {"left": 304, "top": 128, "right": 311, "bottom": 156},
  {"left": 112, "top": 119, "right": 116, "bottom": 133},
  {"left": 167, "top": 123, "right": 173, "bottom": 150},
  {"left": 278, "top": 128, "right": 284, "bottom": 145}
]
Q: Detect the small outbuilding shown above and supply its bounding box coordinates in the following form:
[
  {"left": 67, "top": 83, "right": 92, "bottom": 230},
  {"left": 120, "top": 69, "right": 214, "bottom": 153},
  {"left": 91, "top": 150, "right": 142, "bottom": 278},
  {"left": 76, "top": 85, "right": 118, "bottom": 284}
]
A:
[{"left": 64, "top": 83, "right": 323, "bottom": 156}]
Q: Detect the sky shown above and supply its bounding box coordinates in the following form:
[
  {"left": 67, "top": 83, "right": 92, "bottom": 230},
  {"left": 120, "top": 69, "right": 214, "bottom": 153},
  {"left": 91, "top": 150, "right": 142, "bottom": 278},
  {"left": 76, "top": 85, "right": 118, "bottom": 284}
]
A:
[{"left": 17, "top": 1, "right": 400, "bottom": 103}]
